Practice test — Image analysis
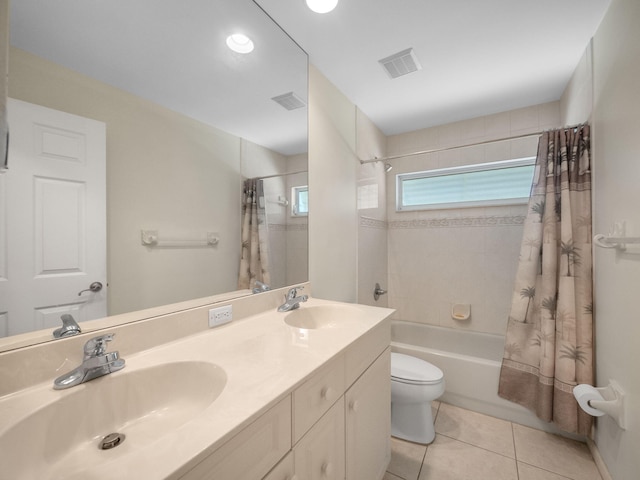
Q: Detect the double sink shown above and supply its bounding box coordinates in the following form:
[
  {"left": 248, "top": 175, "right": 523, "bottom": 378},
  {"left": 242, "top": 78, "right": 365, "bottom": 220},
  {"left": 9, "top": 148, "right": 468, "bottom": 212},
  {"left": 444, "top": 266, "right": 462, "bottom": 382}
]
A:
[{"left": 0, "top": 301, "right": 375, "bottom": 479}]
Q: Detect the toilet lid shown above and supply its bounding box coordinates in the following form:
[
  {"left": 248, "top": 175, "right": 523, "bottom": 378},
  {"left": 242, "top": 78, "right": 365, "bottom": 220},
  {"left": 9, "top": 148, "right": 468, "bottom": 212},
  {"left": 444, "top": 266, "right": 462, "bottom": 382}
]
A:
[{"left": 391, "top": 353, "right": 443, "bottom": 385}]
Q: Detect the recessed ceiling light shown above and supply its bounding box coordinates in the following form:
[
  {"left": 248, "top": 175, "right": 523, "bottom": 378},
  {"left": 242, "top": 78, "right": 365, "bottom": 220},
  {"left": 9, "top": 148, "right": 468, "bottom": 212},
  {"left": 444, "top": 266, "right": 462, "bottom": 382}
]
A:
[
  {"left": 226, "top": 33, "right": 254, "bottom": 54},
  {"left": 306, "top": 0, "right": 338, "bottom": 14}
]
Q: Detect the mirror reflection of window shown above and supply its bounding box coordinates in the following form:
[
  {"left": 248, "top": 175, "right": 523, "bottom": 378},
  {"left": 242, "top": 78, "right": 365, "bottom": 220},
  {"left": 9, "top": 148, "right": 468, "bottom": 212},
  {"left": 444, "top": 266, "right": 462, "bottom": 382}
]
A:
[{"left": 291, "top": 185, "right": 309, "bottom": 217}]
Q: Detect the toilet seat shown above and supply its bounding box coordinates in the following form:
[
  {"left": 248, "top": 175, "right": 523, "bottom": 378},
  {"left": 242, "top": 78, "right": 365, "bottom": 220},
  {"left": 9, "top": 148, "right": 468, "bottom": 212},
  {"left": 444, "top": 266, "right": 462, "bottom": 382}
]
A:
[{"left": 391, "top": 353, "right": 443, "bottom": 385}]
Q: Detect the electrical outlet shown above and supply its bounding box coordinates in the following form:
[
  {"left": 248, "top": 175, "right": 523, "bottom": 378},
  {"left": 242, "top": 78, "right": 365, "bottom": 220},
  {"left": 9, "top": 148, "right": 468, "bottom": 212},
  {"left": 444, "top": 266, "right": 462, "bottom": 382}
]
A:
[{"left": 208, "top": 305, "right": 233, "bottom": 328}]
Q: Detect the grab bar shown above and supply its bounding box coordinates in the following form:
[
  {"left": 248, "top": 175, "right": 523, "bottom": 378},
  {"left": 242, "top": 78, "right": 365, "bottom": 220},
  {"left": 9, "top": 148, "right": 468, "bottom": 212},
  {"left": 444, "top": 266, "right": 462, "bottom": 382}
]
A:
[
  {"left": 141, "top": 230, "right": 219, "bottom": 248},
  {"left": 593, "top": 221, "right": 640, "bottom": 250},
  {"left": 593, "top": 234, "right": 640, "bottom": 250}
]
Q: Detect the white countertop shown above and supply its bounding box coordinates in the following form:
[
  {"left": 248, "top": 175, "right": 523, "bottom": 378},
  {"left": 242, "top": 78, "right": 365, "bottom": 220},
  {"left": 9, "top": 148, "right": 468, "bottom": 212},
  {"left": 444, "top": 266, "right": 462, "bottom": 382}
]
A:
[{"left": 0, "top": 296, "right": 393, "bottom": 480}]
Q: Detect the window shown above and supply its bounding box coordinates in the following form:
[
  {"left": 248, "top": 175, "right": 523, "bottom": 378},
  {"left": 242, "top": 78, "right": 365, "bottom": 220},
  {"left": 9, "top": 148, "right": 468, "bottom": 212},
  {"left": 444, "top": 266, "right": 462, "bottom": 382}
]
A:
[
  {"left": 291, "top": 185, "right": 308, "bottom": 216},
  {"left": 396, "top": 158, "right": 535, "bottom": 211}
]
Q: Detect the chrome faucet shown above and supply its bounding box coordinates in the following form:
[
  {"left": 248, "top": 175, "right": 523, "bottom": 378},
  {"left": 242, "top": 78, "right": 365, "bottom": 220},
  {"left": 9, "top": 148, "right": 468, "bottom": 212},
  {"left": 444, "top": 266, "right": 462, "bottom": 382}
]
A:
[
  {"left": 253, "top": 280, "right": 271, "bottom": 294},
  {"left": 53, "top": 314, "right": 82, "bottom": 338},
  {"left": 53, "top": 333, "right": 125, "bottom": 390},
  {"left": 277, "top": 286, "right": 309, "bottom": 312}
]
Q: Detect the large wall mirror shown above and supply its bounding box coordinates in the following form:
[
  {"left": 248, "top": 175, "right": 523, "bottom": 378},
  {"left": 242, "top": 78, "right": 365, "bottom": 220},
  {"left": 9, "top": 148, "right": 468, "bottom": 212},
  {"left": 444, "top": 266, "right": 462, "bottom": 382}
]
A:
[{"left": 0, "top": 0, "right": 308, "bottom": 351}]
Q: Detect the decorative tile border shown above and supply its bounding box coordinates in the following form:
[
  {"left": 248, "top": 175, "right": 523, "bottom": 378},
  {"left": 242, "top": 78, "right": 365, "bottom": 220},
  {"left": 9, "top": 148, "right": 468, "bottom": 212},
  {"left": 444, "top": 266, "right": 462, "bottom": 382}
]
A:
[
  {"left": 389, "top": 215, "right": 526, "bottom": 229},
  {"left": 360, "top": 216, "right": 388, "bottom": 229},
  {"left": 287, "top": 223, "right": 308, "bottom": 231},
  {"left": 268, "top": 223, "right": 308, "bottom": 232}
]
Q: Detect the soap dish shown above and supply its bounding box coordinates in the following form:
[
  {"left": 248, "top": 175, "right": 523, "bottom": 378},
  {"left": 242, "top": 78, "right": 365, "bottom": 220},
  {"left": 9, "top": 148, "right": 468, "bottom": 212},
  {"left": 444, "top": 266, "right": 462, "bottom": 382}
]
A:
[{"left": 451, "top": 303, "right": 471, "bottom": 321}]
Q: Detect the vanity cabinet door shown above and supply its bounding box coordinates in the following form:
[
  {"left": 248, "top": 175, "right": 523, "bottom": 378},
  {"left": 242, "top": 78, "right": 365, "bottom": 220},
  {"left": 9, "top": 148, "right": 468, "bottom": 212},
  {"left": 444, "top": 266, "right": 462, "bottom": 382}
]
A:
[
  {"left": 263, "top": 451, "right": 296, "bottom": 480},
  {"left": 180, "top": 396, "right": 291, "bottom": 480},
  {"left": 345, "top": 348, "right": 391, "bottom": 480},
  {"left": 294, "top": 397, "right": 345, "bottom": 480}
]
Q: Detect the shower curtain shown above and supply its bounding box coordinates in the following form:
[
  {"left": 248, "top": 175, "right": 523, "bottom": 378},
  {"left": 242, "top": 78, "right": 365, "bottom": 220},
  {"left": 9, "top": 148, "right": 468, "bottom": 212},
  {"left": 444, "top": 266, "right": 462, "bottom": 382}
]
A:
[
  {"left": 498, "top": 125, "right": 593, "bottom": 435},
  {"left": 238, "top": 179, "right": 271, "bottom": 290}
]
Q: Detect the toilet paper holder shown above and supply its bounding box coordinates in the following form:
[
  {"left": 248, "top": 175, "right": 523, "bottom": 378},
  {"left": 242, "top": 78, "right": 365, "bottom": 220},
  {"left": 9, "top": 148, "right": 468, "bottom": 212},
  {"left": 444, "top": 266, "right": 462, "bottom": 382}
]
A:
[{"left": 573, "top": 380, "right": 626, "bottom": 430}]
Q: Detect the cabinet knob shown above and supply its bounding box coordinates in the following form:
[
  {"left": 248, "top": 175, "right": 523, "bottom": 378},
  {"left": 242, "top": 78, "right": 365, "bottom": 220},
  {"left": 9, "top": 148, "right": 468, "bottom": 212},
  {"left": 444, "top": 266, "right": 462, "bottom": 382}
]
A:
[
  {"left": 320, "top": 386, "right": 333, "bottom": 400},
  {"left": 349, "top": 399, "right": 359, "bottom": 412},
  {"left": 321, "top": 461, "right": 333, "bottom": 476}
]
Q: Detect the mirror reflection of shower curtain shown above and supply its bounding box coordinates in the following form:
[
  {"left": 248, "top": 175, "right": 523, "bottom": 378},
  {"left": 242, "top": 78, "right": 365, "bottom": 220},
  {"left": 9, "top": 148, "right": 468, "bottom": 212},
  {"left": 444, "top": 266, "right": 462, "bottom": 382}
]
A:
[{"left": 238, "top": 179, "right": 271, "bottom": 289}]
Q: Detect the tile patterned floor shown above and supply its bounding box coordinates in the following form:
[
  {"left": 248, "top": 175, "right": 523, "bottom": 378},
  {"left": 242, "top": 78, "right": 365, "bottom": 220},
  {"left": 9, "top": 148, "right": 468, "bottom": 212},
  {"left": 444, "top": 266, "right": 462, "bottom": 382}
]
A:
[{"left": 384, "top": 402, "right": 602, "bottom": 480}]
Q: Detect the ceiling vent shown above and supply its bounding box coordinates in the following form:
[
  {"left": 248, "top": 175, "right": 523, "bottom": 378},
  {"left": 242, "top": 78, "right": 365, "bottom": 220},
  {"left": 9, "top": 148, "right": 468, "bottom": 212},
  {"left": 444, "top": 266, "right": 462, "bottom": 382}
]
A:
[
  {"left": 271, "top": 92, "right": 306, "bottom": 111},
  {"left": 379, "top": 48, "right": 422, "bottom": 79}
]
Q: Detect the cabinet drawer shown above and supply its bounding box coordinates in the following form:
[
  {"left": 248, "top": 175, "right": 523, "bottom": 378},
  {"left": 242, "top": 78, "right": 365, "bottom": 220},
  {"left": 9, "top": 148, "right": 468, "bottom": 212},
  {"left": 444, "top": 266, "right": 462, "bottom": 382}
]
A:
[
  {"left": 180, "top": 396, "right": 291, "bottom": 480},
  {"left": 294, "top": 397, "right": 346, "bottom": 480},
  {"left": 345, "top": 318, "right": 390, "bottom": 387},
  {"left": 293, "top": 354, "right": 345, "bottom": 442}
]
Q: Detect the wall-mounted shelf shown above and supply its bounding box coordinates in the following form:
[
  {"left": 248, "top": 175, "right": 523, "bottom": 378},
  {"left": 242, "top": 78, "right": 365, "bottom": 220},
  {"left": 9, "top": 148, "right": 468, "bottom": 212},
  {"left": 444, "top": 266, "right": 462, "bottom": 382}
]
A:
[{"left": 141, "top": 230, "right": 219, "bottom": 248}]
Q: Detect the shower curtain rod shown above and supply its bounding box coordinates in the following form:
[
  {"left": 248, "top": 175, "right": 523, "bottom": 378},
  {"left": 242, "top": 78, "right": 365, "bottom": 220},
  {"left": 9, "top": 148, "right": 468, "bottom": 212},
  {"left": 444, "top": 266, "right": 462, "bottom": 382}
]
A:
[
  {"left": 359, "top": 123, "right": 586, "bottom": 165},
  {"left": 247, "top": 169, "right": 307, "bottom": 181}
]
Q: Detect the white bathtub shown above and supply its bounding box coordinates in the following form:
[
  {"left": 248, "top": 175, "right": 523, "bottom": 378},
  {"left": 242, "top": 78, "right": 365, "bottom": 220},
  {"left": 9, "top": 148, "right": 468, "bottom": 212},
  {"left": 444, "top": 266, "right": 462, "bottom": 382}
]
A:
[{"left": 391, "top": 320, "right": 565, "bottom": 433}]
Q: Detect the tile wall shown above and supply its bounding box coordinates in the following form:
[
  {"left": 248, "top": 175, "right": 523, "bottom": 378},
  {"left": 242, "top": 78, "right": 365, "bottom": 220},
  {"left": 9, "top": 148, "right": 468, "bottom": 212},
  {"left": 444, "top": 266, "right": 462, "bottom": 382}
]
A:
[{"left": 385, "top": 102, "right": 562, "bottom": 334}]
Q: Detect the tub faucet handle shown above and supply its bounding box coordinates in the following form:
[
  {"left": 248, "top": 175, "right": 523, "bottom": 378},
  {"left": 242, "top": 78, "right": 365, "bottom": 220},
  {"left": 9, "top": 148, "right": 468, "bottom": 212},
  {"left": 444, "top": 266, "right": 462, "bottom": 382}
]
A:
[{"left": 373, "top": 283, "right": 387, "bottom": 301}]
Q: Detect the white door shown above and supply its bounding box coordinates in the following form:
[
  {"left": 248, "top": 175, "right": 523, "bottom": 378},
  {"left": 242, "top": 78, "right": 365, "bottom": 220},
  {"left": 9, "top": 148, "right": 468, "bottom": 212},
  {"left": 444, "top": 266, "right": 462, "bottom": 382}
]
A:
[{"left": 0, "top": 99, "right": 107, "bottom": 337}]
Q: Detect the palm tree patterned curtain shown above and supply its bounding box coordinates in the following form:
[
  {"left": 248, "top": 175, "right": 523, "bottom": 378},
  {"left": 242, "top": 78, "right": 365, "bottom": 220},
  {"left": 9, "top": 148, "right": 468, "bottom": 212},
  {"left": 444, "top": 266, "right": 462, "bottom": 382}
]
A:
[
  {"left": 498, "top": 125, "right": 593, "bottom": 435},
  {"left": 238, "top": 179, "right": 271, "bottom": 290}
]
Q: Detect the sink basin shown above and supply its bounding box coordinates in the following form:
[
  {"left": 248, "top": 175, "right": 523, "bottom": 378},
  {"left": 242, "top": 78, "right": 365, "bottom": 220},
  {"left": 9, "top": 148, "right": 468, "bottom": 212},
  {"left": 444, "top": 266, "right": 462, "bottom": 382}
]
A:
[
  {"left": 284, "top": 304, "right": 364, "bottom": 329},
  {"left": 0, "top": 361, "right": 226, "bottom": 480}
]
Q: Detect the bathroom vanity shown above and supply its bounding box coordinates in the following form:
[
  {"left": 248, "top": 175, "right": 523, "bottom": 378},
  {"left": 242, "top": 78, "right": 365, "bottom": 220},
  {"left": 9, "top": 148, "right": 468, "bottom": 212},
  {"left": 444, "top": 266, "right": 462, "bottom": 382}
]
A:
[{"left": 0, "top": 285, "right": 393, "bottom": 480}]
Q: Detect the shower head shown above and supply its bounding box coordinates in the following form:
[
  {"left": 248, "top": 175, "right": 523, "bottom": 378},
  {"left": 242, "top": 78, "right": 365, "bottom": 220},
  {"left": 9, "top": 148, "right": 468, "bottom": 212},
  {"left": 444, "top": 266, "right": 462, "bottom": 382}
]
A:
[{"left": 385, "top": 163, "right": 393, "bottom": 172}]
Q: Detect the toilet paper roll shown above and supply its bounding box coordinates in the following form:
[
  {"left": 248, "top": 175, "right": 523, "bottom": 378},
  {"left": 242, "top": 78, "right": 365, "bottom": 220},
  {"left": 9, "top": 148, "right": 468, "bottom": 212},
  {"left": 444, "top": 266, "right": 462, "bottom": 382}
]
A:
[{"left": 573, "top": 384, "right": 606, "bottom": 416}]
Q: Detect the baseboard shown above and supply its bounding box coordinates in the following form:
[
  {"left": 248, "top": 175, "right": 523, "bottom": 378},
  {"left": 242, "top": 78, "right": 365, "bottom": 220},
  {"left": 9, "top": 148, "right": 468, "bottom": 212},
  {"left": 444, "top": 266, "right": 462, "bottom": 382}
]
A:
[{"left": 587, "top": 437, "right": 613, "bottom": 480}]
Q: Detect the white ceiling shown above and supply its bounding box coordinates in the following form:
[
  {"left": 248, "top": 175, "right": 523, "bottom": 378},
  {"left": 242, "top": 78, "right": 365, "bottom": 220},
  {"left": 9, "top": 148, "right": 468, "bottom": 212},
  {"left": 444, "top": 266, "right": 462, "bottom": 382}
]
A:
[
  {"left": 10, "top": 0, "right": 308, "bottom": 155},
  {"left": 11, "top": 0, "right": 611, "bottom": 154},
  {"left": 256, "top": 0, "right": 610, "bottom": 135}
]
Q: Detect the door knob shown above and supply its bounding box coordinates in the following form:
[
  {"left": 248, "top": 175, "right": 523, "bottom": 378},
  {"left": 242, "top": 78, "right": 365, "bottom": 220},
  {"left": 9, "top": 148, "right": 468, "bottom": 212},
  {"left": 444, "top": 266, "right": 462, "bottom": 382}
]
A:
[{"left": 78, "top": 281, "right": 103, "bottom": 296}]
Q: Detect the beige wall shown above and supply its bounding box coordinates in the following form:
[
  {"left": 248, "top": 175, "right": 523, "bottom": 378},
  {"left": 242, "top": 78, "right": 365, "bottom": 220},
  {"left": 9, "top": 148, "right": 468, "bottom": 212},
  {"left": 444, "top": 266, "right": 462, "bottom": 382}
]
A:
[
  {"left": 566, "top": 0, "right": 640, "bottom": 477},
  {"left": 308, "top": 64, "right": 358, "bottom": 302},
  {"left": 356, "top": 108, "right": 388, "bottom": 307},
  {"left": 0, "top": 0, "right": 7, "bottom": 168},
  {"left": 307, "top": 67, "right": 388, "bottom": 304},
  {"left": 8, "top": 47, "right": 244, "bottom": 315},
  {"left": 560, "top": 44, "right": 594, "bottom": 127},
  {"left": 385, "top": 103, "right": 561, "bottom": 334}
]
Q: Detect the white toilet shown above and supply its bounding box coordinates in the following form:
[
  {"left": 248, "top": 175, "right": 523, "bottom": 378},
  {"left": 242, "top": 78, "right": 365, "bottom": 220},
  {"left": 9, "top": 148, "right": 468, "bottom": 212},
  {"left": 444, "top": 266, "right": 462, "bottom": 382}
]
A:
[{"left": 391, "top": 352, "right": 445, "bottom": 444}]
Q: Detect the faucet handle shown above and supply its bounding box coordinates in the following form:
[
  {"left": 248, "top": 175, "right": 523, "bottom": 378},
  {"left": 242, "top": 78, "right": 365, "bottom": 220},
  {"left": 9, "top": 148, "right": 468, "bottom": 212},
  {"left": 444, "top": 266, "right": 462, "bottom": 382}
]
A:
[
  {"left": 287, "top": 285, "right": 304, "bottom": 299},
  {"left": 253, "top": 280, "right": 271, "bottom": 294},
  {"left": 53, "top": 314, "right": 82, "bottom": 339},
  {"left": 84, "top": 333, "right": 115, "bottom": 358}
]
